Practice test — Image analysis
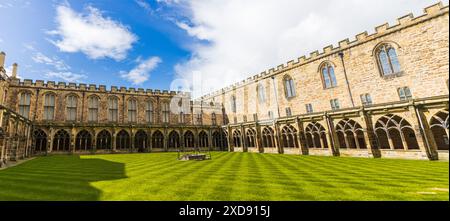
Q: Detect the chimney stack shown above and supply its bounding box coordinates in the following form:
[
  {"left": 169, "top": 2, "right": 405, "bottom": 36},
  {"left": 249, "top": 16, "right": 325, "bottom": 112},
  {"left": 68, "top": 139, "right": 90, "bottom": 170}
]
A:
[
  {"left": 12, "top": 63, "right": 18, "bottom": 78},
  {"left": 0, "top": 52, "right": 5, "bottom": 68}
]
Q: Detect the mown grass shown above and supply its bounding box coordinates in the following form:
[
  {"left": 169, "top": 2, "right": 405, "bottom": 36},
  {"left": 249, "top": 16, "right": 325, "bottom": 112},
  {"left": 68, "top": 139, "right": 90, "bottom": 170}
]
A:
[{"left": 0, "top": 152, "right": 448, "bottom": 201}]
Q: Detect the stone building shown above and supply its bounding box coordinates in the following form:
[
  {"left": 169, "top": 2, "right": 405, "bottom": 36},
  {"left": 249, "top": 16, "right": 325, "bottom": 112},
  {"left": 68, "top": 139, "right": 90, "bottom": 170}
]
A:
[
  {"left": 0, "top": 52, "right": 227, "bottom": 167},
  {"left": 0, "top": 2, "right": 448, "bottom": 167},
  {"left": 198, "top": 2, "right": 449, "bottom": 161}
]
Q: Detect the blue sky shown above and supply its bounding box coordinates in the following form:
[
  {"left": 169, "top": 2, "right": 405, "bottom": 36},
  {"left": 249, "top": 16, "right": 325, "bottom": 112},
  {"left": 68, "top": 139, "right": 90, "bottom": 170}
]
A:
[
  {"left": 0, "top": 0, "right": 193, "bottom": 90},
  {"left": 0, "top": 0, "right": 448, "bottom": 94}
]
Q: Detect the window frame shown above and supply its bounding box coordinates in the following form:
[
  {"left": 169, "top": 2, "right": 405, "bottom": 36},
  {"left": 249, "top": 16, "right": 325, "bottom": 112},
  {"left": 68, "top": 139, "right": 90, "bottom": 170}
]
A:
[
  {"left": 330, "top": 99, "right": 340, "bottom": 111},
  {"left": 398, "top": 87, "right": 412, "bottom": 101},
  {"left": 108, "top": 97, "right": 119, "bottom": 122},
  {"left": 376, "top": 44, "right": 402, "bottom": 76},
  {"left": 18, "top": 92, "right": 31, "bottom": 119},
  {"left": 43, "top": 93, "right": 56, "bottom": 121},
  {"left": 87, "top": 96, "right": 99, "bottom": 122},
  {"left": 283, "top": 75, "right": 296, "bottom": 99},
  {"left": 320, "top": 63, "right": 338, "bottom": 89}
]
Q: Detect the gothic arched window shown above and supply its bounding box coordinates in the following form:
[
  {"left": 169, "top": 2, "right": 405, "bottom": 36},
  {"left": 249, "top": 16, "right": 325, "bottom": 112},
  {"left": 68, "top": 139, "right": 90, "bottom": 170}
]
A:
[
  {"left": 376, "top": 44, "right": 401, "bottom": 76},
  {"left": 284, "top": 75, "right": 296, "bottom": 98},
  {"left": 321, "top": 63, "right": 337, "bottom": 89}
]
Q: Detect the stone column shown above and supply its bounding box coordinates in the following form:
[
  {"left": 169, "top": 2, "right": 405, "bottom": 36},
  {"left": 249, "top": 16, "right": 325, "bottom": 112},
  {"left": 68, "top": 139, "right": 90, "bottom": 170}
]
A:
[
  {"left": 48, "top": 128, "right": 54, "bottom": 153},
  {"left": 296, "top": 118, "right": 308, "bottom": 155},
  {"left": 112, "top": 129, "right": 117, "bottom": 152},
  {"left": 241, "top": 125, "right": 247, "bottom": 152},
  {"left": 359, "top": 110, "right": 381, "bottom": 158},
  {"left": 387, "top": 134, "right": 395, "bottom": 150},
  {"left": 92, "top": 130, "right": 97, "bottom": 153},
  {"left": 208, "top": 129, "right": 213, "bottom": 151},
  {"left": 353, "top": 132, "right": 361, "bottom": 150},
  {"left": 180, "top": 128, "right": 185, "bottom": 151},
  {"left": 324, "top": 115, "right": 340, "bottom": 156},
  {"left": 410, "top": 104, "right": 439, "bottom": 160},
  {"left": 130, "top": 128, "right": 135, "bottom": 153},
  {"left": 255, "top": 123, "right": 264, "bottom": 153},
  {"left": 227, "top": 126, "right": 234, "bottom": 152},
  {"left": 148, "top": 130, "right": 152, "bottom": 153},
  {"left": 71, "top": 127, "right": 76, "bottom": 154},
  {"left": 164, "top": 127, "right": 168, "bottom": 152},
  {"left": 343, "top": 133, "right": 350, "bottom": 149},
  {"left": 0, "top": 139, "right": 5, "bottom": 167},
  {"left": 274, "top": 122, "right": 283, "bottom": 154}
]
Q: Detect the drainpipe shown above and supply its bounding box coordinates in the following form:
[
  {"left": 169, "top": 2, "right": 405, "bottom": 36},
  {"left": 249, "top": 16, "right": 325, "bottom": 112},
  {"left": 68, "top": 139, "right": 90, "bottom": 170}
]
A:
[
  {"left": 271, "top": 76, "right": 281, "bottom": 119},
  {"left": 338, "top": 52, "right": 355, "bottom": 107}
]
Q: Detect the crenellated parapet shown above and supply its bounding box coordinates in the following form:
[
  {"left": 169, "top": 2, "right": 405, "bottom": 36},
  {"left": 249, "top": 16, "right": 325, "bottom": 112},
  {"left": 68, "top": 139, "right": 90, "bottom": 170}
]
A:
[
  {"left": 198, "top": 2, "right": 449, "bottom": 102},
  {"left": 10, "top": 78, "right": 191, "bottom": 97}
]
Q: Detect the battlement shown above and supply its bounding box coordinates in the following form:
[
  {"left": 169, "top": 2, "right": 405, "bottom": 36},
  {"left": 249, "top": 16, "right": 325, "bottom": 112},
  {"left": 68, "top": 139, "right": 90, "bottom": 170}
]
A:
[
  {"left": 11, "top": 78, "right": 191, "bottom": 97},
  {"left": 198, "top": 1, "right": 449, "bottom": 101}
]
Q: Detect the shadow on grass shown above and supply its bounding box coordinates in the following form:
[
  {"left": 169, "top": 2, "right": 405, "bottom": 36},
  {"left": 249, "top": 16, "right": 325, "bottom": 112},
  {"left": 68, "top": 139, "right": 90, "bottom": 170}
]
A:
[{"left": 0, "top": 155, "right": 126, "bottom": 201}]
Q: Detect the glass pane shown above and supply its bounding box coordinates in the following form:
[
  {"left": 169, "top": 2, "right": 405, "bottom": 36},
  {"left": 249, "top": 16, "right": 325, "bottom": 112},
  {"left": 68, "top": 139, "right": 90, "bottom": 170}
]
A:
[
  {"left": 289, "top": 79, "right": 296, "bottom": 97},
  {"left": 398, "top": 88, "right": 406, "bottom": 100},
  {"left": 379, "top": 49, "right": 392, "bottom": 75},
  {"left": 388, "top": 48, "right": 401, "bottom": 73},
  {"left": 323, "top": 69, "right": 331, "bottom": 88},
  {"left": 329, "top": 66, "right": 337, "bottom": 86}
]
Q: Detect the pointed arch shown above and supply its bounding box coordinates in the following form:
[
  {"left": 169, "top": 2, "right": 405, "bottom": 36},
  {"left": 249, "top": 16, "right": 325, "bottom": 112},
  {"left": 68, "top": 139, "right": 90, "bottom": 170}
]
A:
[
  {"left": 96, "top": 130, "right": 112, "bottom": 150},
  {"left": 281, "top": 125, "right": 298, "bottom": 148},
  {"left": 33, "top": 129, "right": 47, "bottom": 153},
  {"left": 184, "top": 130, "right": 195, "bottom": 148},
  {"left": 305, "top": 122, "right": 328, "bottom": 149},
  {"left": 246, "top": 128, "right": 257, "bottom": 148},
  {"left": 233, "top": 130, "right": 242, "bottom": 147},
  {"left": 336, "top": 119, "right": 367, "bottom": 149},
  {"left": 75, "top": 130, "right": 92, "bottom": 151},
  {"left": 168, "top": 131, "right": 180, "bottom": 148},
  {"left": 430, "top": 110, "right": 449, "bottom": 150},
  {"left": 53, "top": 129, "right": 70, "bottom": 152},
  {"left": 262, "top": 127, "right": 275, "bottom": 148},
  {"left": 152, "top": 130, "right": 164, "bottom": 148},
  {"left": 135, "top": 130, "right": 148, "bottom": 152},
  {"left": 374, "top": 114, "right": 419, "bottom": 150},
  {"left": 116, "top": 130, "right": 130, "bottom": 150},
  {"left": 198, "top": 131, "right": 209, "bottom": 148}
]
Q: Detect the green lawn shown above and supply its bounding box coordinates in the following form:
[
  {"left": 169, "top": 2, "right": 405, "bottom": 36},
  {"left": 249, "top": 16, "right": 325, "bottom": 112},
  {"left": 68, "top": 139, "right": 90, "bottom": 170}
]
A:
[{"left": 0, "top": 152, "right": 448, "bottom": 201}]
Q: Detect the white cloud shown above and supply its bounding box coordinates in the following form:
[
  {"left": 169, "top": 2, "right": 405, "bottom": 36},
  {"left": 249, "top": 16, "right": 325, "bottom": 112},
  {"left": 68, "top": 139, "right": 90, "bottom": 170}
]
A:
[
  {"left": 121, "top": 56, "right": 162, "bottom": 85},
  {"left": 31, "top": 52, "right": 70, "bottom": 71},
  {"left": 49, "top": 4, "right": 138, "bottom": 61},
  {"left": 159, "top": 0, "right": 449, "bottom": 97},
  {"left": 45, "top": 71, "right": 87, "bottom": 82},
  {"left": 135, "top": 0, "right": 152, "bottom": 12}
]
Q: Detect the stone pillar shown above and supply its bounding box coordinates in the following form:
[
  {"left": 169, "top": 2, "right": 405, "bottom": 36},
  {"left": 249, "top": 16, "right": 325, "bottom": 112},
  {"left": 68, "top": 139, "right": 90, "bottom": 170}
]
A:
[
  {"left": 400, "top": 133, "right": 409, "bottom": 151},
  {"left": 296, "top": 119, "right": 308, "bottom": 155},
  {"left": 343, "top": 133, "right": 350, "bottom": 149},
  {"left": 92, "top": 130, "right": 97, "bottom": 153},
  {"left": 130, "top": 128, "right": 135, "bottom": 153},
  {"left": 274, "top": 122, "right": 283, "bottom": 154},
  {"left": 410, "top": 104, "right": 439, "bottom": 160},
  {"left": 0, "top": 139, "right": 5, "bottom": 167},
  {"left": 387, "top": 134, "right": 395, "bottom": 150},
  {"left": 48, "top": 128, "right": 54, "bottom": 153},
  {"left": 227, "top": 126, "right": 234, "bottom": 152},
  {"left": 255, "top": 123, "right": 264, "bottom": 153},
  {"left": 180, "top": 128, "right": 185, "bottom": 151},
  {"left": 71, "top": 127, "right": 76, "bottom": 154},
  {"left": 164, "top": 127, "right": 168, "bottom": 152},
  {"left": 112, "top": 129, "right": 117, "bottom": 152},
  {"left": 324, "top": 115, "right": 340, "bottom": 156},
  {"left": 241, "top": 125, "right": 247, "bottom": 152},
  {"left": 208, "top": 129, "right": 213, "bottom": 151},
  {"left": 147, "top": 130, "right": 153, "bottom": 152}
]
